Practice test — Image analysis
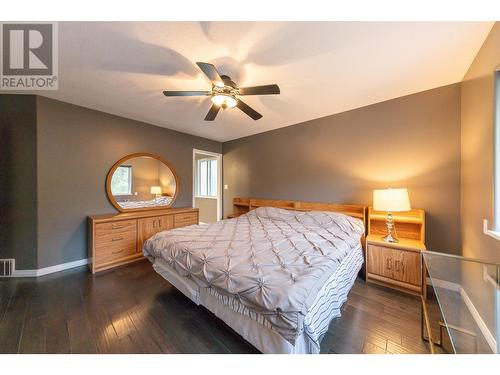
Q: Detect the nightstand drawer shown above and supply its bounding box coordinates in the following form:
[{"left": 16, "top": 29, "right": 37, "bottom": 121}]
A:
[
  {"left": 367, "top": 244, "right": 422, "bottom": 287},
  {"left": 392, "top": 249, "right": 421, "bottom": 286},
  {"left": 367, "top": 244, "right": 396, "bottom": 279}
]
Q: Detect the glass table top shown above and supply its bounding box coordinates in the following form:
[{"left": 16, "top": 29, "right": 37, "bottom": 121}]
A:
[{"left": 422, "top": 251, "right": 499, "bottom": 354}]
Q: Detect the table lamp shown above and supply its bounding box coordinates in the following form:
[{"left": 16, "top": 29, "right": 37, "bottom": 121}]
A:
[
  {"left": 373, "top": 188, "right": 411, "bottom": 243},
  {"left": 150, "top": 186, "right": 162, "bottom": 200}
]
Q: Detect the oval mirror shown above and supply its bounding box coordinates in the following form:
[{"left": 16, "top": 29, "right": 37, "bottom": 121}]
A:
[{"left": 106, "top": 153, "right": 179, "bottom": 212}]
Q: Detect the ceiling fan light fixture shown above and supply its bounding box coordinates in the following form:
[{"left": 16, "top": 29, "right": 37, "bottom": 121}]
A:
[
  {"left": 163, "top": 62, "right": 279, "bottom": 120},
  {"left": 211, "top": 94, "right": 237, "bottom": 109}
]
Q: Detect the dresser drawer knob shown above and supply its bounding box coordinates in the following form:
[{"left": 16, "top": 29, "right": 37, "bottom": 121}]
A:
[
  {"left": 112, "top": 225, "right": 123, "bottom": 230},
  {"left": 112, "top": 249, "right": 124, "bottom": 255},
  {"left": 112, "top": 237, "right": 123, "bottom": 242}
]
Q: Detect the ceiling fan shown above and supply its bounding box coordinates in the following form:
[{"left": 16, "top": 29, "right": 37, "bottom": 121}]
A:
[{"left": 163, "top": 62, "right": 280, "bottom": 121}]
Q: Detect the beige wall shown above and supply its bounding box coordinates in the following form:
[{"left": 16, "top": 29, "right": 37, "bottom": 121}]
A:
[
  {"left": 223, "top": 83, "right": 462, "bottom": 254},
  {"left": 460, "top": 22, "right": 500, "bottom": 335},
  {"left": 195, "top": 197, "right": 218, "bottom": 223}
]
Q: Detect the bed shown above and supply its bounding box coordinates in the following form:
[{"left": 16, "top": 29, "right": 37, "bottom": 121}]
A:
[
  {"left": 143, "top": 202, "right": 366, "bottom": 354},
  {"left": 116, "top": 196, "right": 173, "bottom": 209}
]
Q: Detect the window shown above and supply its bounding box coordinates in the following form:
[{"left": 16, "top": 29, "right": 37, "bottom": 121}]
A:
[
  {"left": 111, "top": 165, "right": 132, "bottom": 195},
  {"left": 495, "top": 70, "right": 500, "bottom": 231},
  {"left": 196, "top": 158, "right": 217, "bottom": 197}
]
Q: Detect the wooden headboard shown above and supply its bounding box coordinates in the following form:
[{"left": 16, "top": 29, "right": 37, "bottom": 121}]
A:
[{"left": 231, "top": 197, "right": 367, "bottom": 229}]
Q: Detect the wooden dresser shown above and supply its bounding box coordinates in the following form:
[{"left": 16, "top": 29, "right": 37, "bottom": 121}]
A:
[
  {"left": 88, "top": 207, "right": 198, "bottom": 273},
  {"left": 366, "top": 207, "right": 426, "bottom": 295}
]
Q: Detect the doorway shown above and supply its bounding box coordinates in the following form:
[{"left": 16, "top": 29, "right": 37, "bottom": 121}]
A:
[{"left": 193, "top": 149, "right": 222, "bottom": 223}]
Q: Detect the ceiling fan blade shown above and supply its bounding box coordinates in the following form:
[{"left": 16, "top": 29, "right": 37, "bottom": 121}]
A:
[
  {"left": 196, "top": 62, "right": 224, "bottom": 86},
  {"left": 238, "top": 84, "right": 280, "bottom": 96},
  {"left": 204, "top": 104, "right": 221, "bottom": 121},
  {"left": 236, "top": 99, "right": 262, "bottom": 120},
  {"left": 163, "top": 90, "right": 211, "bottom": 97}
]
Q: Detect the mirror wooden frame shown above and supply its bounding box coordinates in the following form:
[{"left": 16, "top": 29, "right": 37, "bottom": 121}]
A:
[{"left": 105, "top": 152, "right": 180, "bottom": 213}]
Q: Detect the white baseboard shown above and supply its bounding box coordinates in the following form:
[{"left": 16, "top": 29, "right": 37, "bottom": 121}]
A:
[
  {"left": 13, "top": 258, "right": 89, "bottom": 277},
  {"left": 460, "top": 287, "right": 497, "bottom": 353},
  {"left": 427, "top": 277, "right": 461, "bottom": 292},
  {"left": 428, "top": 277, "right": 497, "bottom": 353}
]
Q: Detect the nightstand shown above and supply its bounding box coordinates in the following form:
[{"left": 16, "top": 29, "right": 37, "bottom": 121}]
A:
[{"left": 365, "top": 207, "right": 426, "bottom": 295}]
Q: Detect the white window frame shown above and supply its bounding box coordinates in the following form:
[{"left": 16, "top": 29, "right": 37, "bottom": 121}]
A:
[
  {"left": 192, "top": 149, "right": 222, "bottom": 221},
  {"left": 495, "top": 69, "right": 500, "bottom": 232},
  {"left": 196, "top": 158, "right": 217, "bottom": 198},
  {"left": 111, "top": 164, "right": 132, "bottom": 196},
  {"left": 485, "top": 68, "right": 500, "bottom": 241}
]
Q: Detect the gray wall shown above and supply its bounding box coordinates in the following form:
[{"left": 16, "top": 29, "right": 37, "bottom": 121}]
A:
[
  {"left": 36, "top": 96, "right": 221, "bottom": 269},
  {"left": 460, "top": 22, "right": 500, "bottom": 334},
  {"left": 223, "top": 83, "right": 462, "bottom": 254},
  {"left": 0, "top": 95, "right": 38, "bottom": 269},
  {"left": 1, "top": 83, "right": 464, "bottom": 269}
]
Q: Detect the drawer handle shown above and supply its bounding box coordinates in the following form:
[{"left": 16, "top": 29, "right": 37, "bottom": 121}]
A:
[
  {"left": 112, "top": 237, "right": 123, "bottom": 242},
  {"left": 112, "top": 249, "right": 124, "bottom": 255},
  {"left": 386, "top": 258, "right": 393, "bottom": 270},
  {"left": 395, "top": 261, "right": 404, "bottom": 272},
  {"left": 112, "top": 225, "right": 124, "bottom": 230}
]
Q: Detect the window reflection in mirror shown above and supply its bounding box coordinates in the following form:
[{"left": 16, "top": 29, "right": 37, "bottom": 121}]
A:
[{"left": 111, "top": 165, "right": 132, "bottom": 196}]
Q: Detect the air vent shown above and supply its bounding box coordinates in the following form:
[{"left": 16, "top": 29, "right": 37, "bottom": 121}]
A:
[{"left": 0, "top": 259, "right": 15, "bottom": 277}]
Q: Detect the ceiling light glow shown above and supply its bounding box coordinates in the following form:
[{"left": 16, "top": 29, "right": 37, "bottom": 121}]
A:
[{"left": 211, "top": 94, "right": 237, "bottom": 108}]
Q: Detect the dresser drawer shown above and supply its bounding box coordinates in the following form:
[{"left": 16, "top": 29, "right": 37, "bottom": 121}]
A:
[
  {"left": 174, "top": 212, "right": 198, "bottom": 227},
  {"left": 95, "top": 230, "right": 136, "bottom": 250},
  {"left": 95, "top": 219, "right": 137, "bottom": 237},
  {"left": 95, "top": 235, "right": 137, "bottom": 263}
]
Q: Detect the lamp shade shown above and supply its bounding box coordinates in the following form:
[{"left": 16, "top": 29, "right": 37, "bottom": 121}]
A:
[
  {"left": 150, "top": 186, "right": 162, "bottom": 195},
  {"left": 373, "top": 188, "right": 411, "bottom": 212}
]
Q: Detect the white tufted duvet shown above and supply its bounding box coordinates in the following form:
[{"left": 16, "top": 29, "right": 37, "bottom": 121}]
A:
[{"left": 144, "top": 206, "right": 364, "bottom": 348}]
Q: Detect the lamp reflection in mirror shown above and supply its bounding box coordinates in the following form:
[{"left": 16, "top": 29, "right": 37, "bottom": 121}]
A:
[
  {"left": 373, "top": 188, "right": 411, "bottom": 243},
  {"left": 150, "top": 186, "right": 162, "bottom": 201}
]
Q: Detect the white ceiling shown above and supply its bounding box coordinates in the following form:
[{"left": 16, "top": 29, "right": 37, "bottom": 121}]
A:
[{"left": 38, "top": 22, "right": 493, "bottom": 142}]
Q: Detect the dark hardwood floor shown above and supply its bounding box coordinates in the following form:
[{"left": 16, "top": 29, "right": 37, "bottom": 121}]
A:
[{"left": 0, "top": 259, "right": 437, "bottom": 354}]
